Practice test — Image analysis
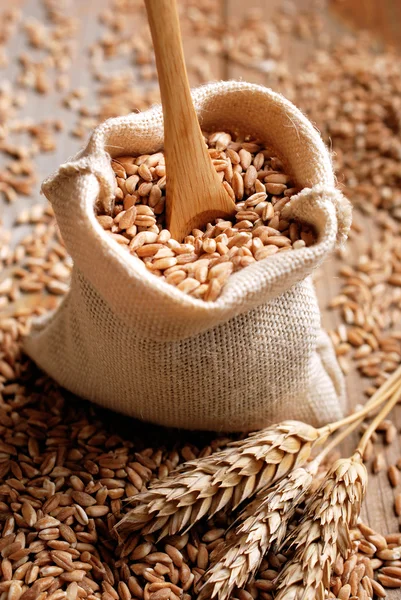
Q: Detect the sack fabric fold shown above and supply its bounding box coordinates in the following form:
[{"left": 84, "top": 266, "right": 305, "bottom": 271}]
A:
[{"left": 24, "top": 81, "right": 351, "bottom": 432}]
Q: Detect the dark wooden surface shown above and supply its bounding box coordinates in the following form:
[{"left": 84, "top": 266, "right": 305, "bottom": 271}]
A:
[{"left": 1, "top": 0, "right": 401, "bottom": 582}]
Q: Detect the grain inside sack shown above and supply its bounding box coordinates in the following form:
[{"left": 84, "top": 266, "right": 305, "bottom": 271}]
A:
[
  {"left": 98, "top": 132, "right": 316, "bottom": 301},
  {"left": 24, "top": 81, "right": 352, "bottom": 431}
]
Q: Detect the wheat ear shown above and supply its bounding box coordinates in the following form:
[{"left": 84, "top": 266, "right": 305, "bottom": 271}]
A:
[
  {"left": 197, "top": 465, "right": 315, "bottom": 600},
  {"left": 117, "top": 368, "right": 401, "bottom": 540},
  {"left": 197, "top": 412, "right": 367, "bottom": 600},
  {"left": 117, "top": 421, "right": 320, "bottom": 538},
  {"left": 275, "top": 380, "right": 401, "bottom": 600},
  {"left": 274, "top": 453, "right": 367, "bottom": 600}
]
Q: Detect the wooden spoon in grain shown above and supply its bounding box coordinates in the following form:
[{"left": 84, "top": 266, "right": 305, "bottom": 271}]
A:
[{"left": 144, "top": 0, "right": 236, "bottom": 242}]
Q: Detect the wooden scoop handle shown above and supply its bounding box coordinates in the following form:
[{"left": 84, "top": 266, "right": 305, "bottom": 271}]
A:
[{"left": 144, "top": 0, "right": 236, "bottom": 241}]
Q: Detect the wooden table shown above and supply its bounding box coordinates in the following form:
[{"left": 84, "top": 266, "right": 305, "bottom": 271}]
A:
[{"left": 1, "top": 0, "right": 401, "bottom": 586}]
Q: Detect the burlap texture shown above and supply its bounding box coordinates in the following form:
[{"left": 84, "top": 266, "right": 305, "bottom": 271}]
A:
[{"left": 24, "top": 81, "right": 351, "bottom": 431}]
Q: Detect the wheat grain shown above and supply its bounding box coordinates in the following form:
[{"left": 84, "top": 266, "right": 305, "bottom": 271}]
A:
[
  {"left": 117, "top": 421, "right": 320, "bottom": 539},
  {"left": 275, "top": 454, "right": 367, "bottom": 600},
  {"left": 388, "top": 465, "right": 399, "bottom": 488}
]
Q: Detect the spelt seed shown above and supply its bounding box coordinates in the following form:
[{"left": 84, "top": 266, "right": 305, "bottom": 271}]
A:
[
  {"left": 377, "top": 574, "right": 401, "bottom": 588},
  {"left": 377, "top": 547, "right": 401, "bottom": 560},
  {"left": 367, "top": 534, "right": 387, "bottom": 552},
  {"left": 370, "top": 579, "right": 386, "bottom": 597},
  {"left": 373, "top": 453, "right": 386, "bottom": 473},
  {"left": 388, "top": 465, "right": 399, "bottom": 487}
]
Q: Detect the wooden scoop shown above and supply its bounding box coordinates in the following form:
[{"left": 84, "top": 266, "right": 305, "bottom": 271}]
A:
[{"left": 144, "top": 0, "right": 236, "bottom": 242}]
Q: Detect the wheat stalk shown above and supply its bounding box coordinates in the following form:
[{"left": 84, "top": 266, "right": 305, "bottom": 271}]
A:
[
  {"left": 274, "top": 453, "right": 367, "bottom": 600},
  {"left": 117, "top": 368, "right": 401, "bottom": 540},
  {"left": 197, "top": 466, "right": 315, "bottom": 600},
  {"left": 197, "top": 411, "right": 368, "bottom": 600},
  {"left": 274, "top": 375, "right": 401, "bottom": 600},
  {"left": 117, "top": 421, "right": 321, "bottom": 538}
]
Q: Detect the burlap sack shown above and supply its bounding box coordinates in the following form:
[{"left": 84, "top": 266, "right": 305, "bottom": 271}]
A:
[{"left": 24, "top": 81, "right": 351, "bottom": 432}]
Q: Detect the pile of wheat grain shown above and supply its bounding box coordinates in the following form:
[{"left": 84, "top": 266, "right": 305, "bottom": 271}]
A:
[
  {"left": 97, "top": 131, "right": 315, "bottom": 300},
  {"left": 1, "top": 315, "right": 401, "bottom": 600}
]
